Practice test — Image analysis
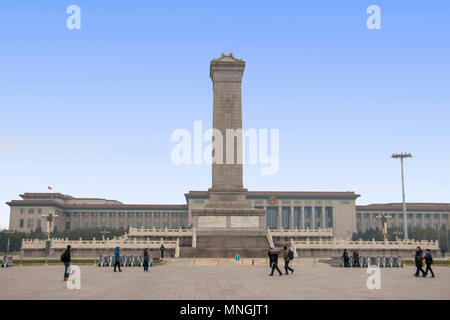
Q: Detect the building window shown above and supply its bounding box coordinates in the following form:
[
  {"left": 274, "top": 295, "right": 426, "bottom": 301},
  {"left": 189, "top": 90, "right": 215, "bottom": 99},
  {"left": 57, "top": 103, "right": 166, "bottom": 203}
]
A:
[
  {"left": 38, "top": 208, "right": 42, "bottom": 214},
  {"left": 127, "top": 212, "right": 134, "bottom": 217},
  {"left": 415, "top": 214, "right": 422, "bottom": 219},
  {"left": 294, "top": 207, "right": 300, "bottom": 229},
  {"left": 119, "top": 221, "right": 124, "bottom": 229},
  {"left": 266, "top": 206, "right": 278, "bottom": 229},
  {"left": 304, "top": 207, "right": 312, "bottom": 219},
  {"left": 64, "top": 212, "right": 71, "bottom": 218},
  {"left": 20, "top": 219, "right": 24, "bottom": 228},
  {"left": 83, "top": 221, "right": 89, "bottom": 228},
  {"left": 181, "top": 212, "right": 187, "bottom": 228},
  {"left": 82, "top": 212, "right": 89, "bottom": 218},
  {"left": 154, "top": 212, "right": 160, "bottom": 228},
  {"left": 136, "top": 212, "right": 142, "bottom": 218},
  {"left": 109, "top": 212, "right": 116, "bottom": 217},
  {"left": 162, "top": 212, "right": 169, "bottom": 228},
  {"left": 27, "top": 219, "right": 33, "bottom": 228},
  {"left": 91, "top": 220, "right": 98, "bottom": 228},
  {"left": 100, "top": 212, "right": 106, "bottom": 218},
  {"left": 65, "top": 221, "right": 71, "bottom": 230},
  {"left": 20, "top": 208, "right": 24, "bottom": 214},
  {"left": 282, "top": 207, "right": 290, "bottom": 230},
  {"left": 36, "top": 219, "right": 41, "bottom": 229},
  {"left": 110, "top": 220, "right": 115, "bottom": 229},
  {"left": 171, "top": 213, "right": 179, "bottom": 228},
  {"left": 433, "top": 214, "right": 439, "bottom": 220},
  {"left": 118, "top": 212, "right": 125, "bottom": 217},
  {"left": 136, "top": 221, "right": 142, "bottom": 228},
  {"left": 145, "top": 221, "right": 151, "bottom": 229},
  {"left": 29, "top": 208, "right": 34, "bottom": 214},
  {"left": 145, "top": 212, "right": 151, "bottom": 217},
  {"left": 356, "top": 213, "right": 361, "bottom": 218}
]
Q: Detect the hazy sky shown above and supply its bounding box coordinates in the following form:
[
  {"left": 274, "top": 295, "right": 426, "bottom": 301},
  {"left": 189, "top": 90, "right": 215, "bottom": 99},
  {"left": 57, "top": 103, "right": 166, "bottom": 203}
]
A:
[{"left": 1, "top": 1, "right": 449, "bottom": 229}]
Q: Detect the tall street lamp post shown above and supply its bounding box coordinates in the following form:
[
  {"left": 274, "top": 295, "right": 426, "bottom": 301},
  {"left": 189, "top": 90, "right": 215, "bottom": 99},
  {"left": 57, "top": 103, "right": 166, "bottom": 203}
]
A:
[
  {"left": 4, "top": 230, "right": 14, "bottom": 255},
  {"left": 391, "top": 152, "right": 412, "bottom": 240}
]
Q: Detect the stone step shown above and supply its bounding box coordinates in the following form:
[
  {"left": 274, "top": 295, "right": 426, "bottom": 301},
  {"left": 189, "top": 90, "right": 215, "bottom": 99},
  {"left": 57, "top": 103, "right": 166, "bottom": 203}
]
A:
[{"left": 180, "top": 247, "right": 269, "bottom": 258}]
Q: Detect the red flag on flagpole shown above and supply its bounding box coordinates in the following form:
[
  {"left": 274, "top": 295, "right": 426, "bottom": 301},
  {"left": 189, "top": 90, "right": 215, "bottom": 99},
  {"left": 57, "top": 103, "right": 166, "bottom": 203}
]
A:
[{"left": 48, "top": 186, "right": 53, "bottom": 190}]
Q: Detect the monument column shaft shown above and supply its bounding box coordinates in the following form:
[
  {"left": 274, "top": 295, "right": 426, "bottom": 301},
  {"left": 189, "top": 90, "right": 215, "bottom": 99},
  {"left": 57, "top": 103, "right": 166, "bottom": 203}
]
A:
[{"left": 211, "top": 81, "right": 243, "bottom": 191}]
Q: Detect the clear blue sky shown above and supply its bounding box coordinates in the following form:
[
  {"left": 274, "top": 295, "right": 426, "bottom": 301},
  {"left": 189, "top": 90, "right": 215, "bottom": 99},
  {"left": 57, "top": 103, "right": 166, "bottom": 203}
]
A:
[{"left": 1, "top": 1, "right": 449, "bottom": 228}]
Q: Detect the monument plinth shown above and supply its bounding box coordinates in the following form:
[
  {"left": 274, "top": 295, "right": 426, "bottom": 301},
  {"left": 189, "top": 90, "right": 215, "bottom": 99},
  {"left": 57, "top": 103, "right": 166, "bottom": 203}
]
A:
[{"left": 191, "top": 53, "right": 265, "bottom": 229}]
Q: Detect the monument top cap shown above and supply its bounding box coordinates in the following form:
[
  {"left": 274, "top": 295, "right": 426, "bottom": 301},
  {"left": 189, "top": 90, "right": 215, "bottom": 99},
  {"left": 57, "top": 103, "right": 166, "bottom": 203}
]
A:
[
  {"left": 210, "top": 53, "right": 245, "bottom": 81},
  {"left": 211, "top": 52, "right": 244, "bottom": 63}
]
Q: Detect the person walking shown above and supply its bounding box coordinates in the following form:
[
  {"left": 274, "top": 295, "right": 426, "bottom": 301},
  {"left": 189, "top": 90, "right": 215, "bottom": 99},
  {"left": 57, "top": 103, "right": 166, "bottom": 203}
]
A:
[
  {"left": 424, "top": 249, "right": 435, "bottom": 278},
  {"left": 143, "top": 248, "right": 149, "bottom": 272},
  {"left": 268, "top": 247, "right": 283, "bottom": 276},
  {"left": 352, "top": 250, "right": 360, "bottom": 267},
  {"left": 414, "top": 246, "right": 426, "bottom": 277},
  {"left": 114, "top": 246, "right": 122, "bottom": 272},
  {"left": 61, "top": 245, "right": 71, "bottom": 281},
  {"left": 342, "top": 249, "right": 350, "bottom": 267},
  {"left": 283, "top": 246, "right": 294, "bottom": 275},
  {"left": 160, "top": 244, "right": 165, "bottom": 258}
]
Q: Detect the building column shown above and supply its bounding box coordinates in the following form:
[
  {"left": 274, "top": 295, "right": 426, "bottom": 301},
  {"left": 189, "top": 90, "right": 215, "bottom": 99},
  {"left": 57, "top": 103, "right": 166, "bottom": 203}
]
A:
[
  {"left": 322, "top": 206, "right": 326, "bottom": 229},
  {"left": 277, "top": 206, "right": 282, "bottom": 230},
  {"left": 301, "top": 207, "right": 305, "bottom": 229},
  {"left": 311, "top": 207, "right": 316, "bottom": 230},
  {"left": 289, "top": 206, "right": 297, "bottom": 230},
  {"left": 331, "top": 207, "right": 336, "bottom": 236}
]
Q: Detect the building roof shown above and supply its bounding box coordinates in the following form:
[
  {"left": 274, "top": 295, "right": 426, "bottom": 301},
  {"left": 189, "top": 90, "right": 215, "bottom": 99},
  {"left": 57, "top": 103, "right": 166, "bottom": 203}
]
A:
[
  {"left": 185, "top": 190, "right": 360, "bottom": 200},
  {"left": 6, "top": 199, "right": 188, "bottom": 210},
  {"left": 356, "top": 203, "right": 450, "bottom": 212}
]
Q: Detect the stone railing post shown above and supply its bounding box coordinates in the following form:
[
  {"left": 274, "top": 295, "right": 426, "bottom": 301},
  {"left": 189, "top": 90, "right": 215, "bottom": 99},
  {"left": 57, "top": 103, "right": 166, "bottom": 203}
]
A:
[
  {"left": 192, "top": 228, "right": 197, "bottom": 248},
  {"left": 290, "top": 238, "right": 298, "bottom": 258},
  {"left": 175, "top": 238, "right": 180, "bottom": 258}
]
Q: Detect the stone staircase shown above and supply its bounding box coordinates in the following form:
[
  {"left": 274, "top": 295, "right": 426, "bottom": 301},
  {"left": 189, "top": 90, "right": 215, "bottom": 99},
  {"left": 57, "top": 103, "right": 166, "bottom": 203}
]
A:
[{"left": 179, "top": 229, "right": 270, "bottom": 258}]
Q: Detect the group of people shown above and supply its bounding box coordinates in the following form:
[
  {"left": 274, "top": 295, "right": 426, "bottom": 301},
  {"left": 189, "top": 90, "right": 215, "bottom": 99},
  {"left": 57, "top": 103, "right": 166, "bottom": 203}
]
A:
[
  {"left": 341, "top": 246, "right": 436, "bottom": 278},
  {"left": 414, "top": 246, "right": 435, "bottom": 278},
  {"left": 267, "top": 246, "right": 294, "bottom": 276},
  {"left": 61, "top": 243, "right": 437, "bottom": 281},
  {"left": 342, "top": 249, "right": 360, "bottom": 267},
  {"left": 60, "top": 244, "right": 167, "bottom": 280}
]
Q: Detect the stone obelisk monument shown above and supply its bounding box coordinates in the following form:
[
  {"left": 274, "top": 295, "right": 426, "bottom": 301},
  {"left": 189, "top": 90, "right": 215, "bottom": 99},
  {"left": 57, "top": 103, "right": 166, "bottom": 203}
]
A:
[{"left": 191, "top": 53, "right": 265, "bottom": 230}]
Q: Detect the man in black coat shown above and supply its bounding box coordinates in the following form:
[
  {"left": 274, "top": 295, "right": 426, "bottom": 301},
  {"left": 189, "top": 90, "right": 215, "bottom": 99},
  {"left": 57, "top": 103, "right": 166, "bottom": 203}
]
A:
[
  {"left": 61, "top": 245, "right": 71, "bottom": 281},
  {"left": 414, "top": 246, "right": 426, "bottom": 277},
  {"left": 424, "top": 249, "right": 435, "bottom": 278},
  {"left": 342, "top": 249, "right": 350, "bottom": 267},
  {"left": 268, "top": 247, "right": 283, "bottom": 276}
]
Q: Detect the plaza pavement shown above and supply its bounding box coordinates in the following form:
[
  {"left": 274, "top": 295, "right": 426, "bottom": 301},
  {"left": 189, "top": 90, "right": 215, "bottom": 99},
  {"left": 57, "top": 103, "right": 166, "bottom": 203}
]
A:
[{"left": 0, "top": 258, "right": 449, "bottom": 300}]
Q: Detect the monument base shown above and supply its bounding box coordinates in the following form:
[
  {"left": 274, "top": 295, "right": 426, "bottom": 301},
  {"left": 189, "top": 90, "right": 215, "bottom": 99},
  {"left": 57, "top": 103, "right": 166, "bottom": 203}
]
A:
[{"left": 191, "top": 208, "right": 266, "bottom": 229}]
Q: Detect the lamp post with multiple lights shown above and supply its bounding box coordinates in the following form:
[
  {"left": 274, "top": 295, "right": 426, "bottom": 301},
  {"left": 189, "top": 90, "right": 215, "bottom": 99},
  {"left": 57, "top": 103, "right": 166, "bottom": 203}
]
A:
[{"left": 391, "top": 152, "right": 412, "bottom": 240}]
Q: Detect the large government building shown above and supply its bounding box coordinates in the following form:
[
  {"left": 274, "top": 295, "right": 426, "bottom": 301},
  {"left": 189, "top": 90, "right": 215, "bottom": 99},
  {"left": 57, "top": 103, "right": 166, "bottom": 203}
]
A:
[
  {"left": 7, "top": 192, "right": 450, "bottom": 239},
  {"left": 6, "top": 53, "right": 450, "bottom": 242}
]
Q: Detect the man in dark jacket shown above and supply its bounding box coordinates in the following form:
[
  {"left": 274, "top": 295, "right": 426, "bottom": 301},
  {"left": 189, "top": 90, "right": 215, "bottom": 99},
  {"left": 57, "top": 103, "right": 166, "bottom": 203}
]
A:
[
  {"left": 283, "top": 246, "right": 294, "bottom": 275},
  {"left": 424, "top": 249, "right": 435, "bottom": 278},
  {"left": 268, "top": 247, "right": 282, "bottom": 276},
  {"left": 414, "top": 246, "right": 426, "bottom": 277},
  {"left": 342, "top": 249, "right": 350, "bottom": 267},
  {"left": 61, "top": 245, "right": 71, "bottom": 281},
  {"left": 352, "top": 250, "right": 360, "bottom": 267},
  {"left": 114, "top": 246, "right": 122, "bottom": 272},
  {"left": 160, "top": 244, "right": 165, "bottom": 258},
  {"left": 143, "top": 249, "right": 150, "bottom": 272}
]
